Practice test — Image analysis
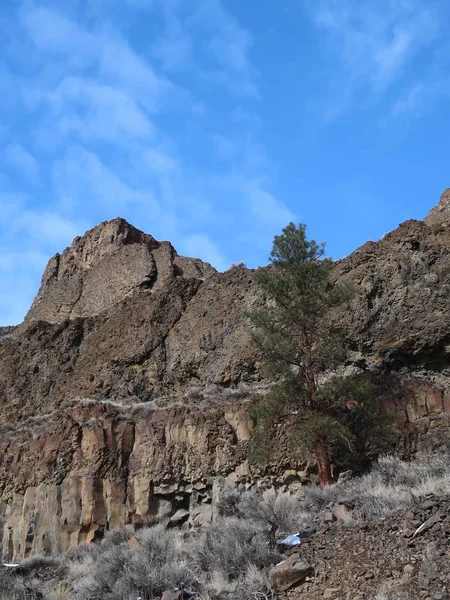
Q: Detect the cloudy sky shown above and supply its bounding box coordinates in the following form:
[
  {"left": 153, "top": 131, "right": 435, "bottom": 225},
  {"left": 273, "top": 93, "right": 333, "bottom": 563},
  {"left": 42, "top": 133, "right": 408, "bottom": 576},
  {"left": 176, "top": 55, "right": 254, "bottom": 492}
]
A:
[{"left": 1, "top": 0, "right": 449, "bottom": 324}]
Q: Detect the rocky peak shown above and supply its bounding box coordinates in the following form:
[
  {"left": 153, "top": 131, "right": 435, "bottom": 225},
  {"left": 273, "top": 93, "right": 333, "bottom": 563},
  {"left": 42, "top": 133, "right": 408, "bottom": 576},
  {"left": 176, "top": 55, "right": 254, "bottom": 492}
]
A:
[
  {"left": 425, "top": 188, "right": 450, "bottom": 226},
  {"left": 26, "top": 218, "right": 216, "bottom": 324},
  {"left": 64, "top": 217, "right": 161, "bottom": 270}
]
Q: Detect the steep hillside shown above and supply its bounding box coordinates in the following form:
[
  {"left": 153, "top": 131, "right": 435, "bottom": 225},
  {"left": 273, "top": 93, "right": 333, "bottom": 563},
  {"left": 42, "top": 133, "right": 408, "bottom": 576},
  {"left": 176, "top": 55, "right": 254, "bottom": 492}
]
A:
[{"left": 0, "top": 193, "right": 449, "bottom": 562}]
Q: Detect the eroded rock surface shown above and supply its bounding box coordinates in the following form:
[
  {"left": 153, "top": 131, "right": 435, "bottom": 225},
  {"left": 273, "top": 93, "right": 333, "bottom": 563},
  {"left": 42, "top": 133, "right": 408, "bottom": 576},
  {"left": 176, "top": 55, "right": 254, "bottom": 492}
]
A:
[
  {"left": 425, "top": 188, "right": 450, "bottom": 227},
  {"left": 26, "top": 217, "right": 216, "bottom": 324},
  {"left": 1, "top": 403, "right": 253, "bottom": 560},
  {"left": 1, "top": 192, "right": 449, "bottom": 561}
]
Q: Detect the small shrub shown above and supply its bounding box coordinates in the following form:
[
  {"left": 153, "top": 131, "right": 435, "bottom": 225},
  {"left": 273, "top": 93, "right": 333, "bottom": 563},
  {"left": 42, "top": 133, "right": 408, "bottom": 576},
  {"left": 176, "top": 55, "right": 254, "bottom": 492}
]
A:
[
  {"left": 193, "top": 516, "right": 281, "bottom": 578},
  {"left": 220, "top": 487, "right": 309, "bottom": 540},
  {"left": 47, "top": 582, "right": 72, "bottom": 600},
  {"left": 303, "top": 482, "right": 341, "bottom": 511},
  {"left": 71, "top": 542, "right": 132, "bottom": 599},
  {"left": 63, "top": 541, "right": 99, "bottom": 564},
  {"left": 0, "top": 571, "right": 26, "bottom": 600},
  {"left": 17, "top": 554, "right": 60, "bottom": 576},
  {"left": 101, "top": 524, "right": 135, "bottom": 548},
  {"left": 304, "top": 451, "right": 450, "bottom": 523},
  {"left": 71, "top": 526, "right": 198, "bottom": 600}
]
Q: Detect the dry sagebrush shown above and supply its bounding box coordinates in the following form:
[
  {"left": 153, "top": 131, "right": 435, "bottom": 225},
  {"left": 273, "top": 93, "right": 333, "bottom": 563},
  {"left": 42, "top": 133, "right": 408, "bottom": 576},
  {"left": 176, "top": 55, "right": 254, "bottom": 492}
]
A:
[{"left": 5, "top": 452, "right": 450, "bottom": 600}]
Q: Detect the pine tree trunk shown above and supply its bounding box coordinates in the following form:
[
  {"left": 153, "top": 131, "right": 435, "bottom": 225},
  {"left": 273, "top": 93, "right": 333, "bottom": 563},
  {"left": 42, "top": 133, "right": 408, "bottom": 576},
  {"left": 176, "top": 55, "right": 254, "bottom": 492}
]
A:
[{"left": 315, "top": 435, "right": 332, "bottom": 486}]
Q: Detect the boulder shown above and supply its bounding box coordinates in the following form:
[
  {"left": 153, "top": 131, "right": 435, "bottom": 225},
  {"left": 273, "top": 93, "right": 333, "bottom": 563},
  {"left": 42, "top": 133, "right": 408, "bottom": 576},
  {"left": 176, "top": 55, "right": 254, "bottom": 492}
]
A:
[
  {"left": 323, "top": 589, "right": 340, "bottom": 599},
  {"left": 332, "top": 504, "right": 351, "bottom": 522},
  {"left": 169, "top": 509, "right": 189, "bottom": 525},
  {"left": 161, "top": 591, "right": 183, "bottom": 600},
  {"left": 269, "top": 555, "right": 313, "bottom": 591}
]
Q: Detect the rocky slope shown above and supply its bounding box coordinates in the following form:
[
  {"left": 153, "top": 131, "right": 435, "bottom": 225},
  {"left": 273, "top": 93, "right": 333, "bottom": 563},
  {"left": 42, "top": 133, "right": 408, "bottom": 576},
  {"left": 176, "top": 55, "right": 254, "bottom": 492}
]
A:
[
  {"left": 2, "top": 463, "right": 450, "bottom": 600},
  {"left": 0, "top": 195, "right": 449, "bottom": 562},
  {"left": 279, "top": 493, "right": 450, "bottom": 599}
]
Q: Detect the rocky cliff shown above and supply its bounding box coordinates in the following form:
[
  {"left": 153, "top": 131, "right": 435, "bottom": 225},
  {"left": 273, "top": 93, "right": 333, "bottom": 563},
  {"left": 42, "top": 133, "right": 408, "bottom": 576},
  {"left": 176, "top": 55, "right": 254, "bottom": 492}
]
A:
[
  {"left": 1, "top": 198, "right": 449, "bottom": 562},
  {"left": 26, "top": 217, "right": 216, "bottom": 324},
  {"left": 425, "top": 188, "right": 450, "bottom": 227}
]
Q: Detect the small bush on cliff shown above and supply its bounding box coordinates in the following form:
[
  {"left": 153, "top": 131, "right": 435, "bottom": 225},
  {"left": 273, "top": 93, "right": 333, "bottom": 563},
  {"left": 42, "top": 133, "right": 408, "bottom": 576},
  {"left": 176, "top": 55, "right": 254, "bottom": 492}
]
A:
[
  {"left": 218, "top": 486, "right": 308, "bottom": 542},
  {"left": 0, "top": 572, "right": 26, "bottom": 600},
  {"left": 16, "top": 554, "right": 60, "bottom": 576},
  {"left": 68, "top": 525, "right": 194, "bottom": 600},
  {"left": 192, "top": 516, "right": 281, "bottom": 576},
  {"left": 250, "top": 222, "right": 390, "bottom": 484}
]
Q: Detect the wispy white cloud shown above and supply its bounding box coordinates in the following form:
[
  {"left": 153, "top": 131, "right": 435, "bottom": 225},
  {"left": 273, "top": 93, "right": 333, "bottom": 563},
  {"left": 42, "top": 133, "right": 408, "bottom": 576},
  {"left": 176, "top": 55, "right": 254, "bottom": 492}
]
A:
[
  {"left": 151, "top": 2, "right": 194, "bottom": 72},
  {"left": 180, "top": 233, "right": 229, "bottom": 271},
  {"left": 3, "top": 143, "right": 39, "bottom": 181},
  {"left": 11, "top": 210, "right": 87, "bottom": 246},
  {"left": 153, "top": 33, "right": 193, "bottom": 73},
  {"left": 140, "top": 148, "right": 178, "bottom": 173},
  {"left": 0, "top": 273, "right": 42, "bottom": 325},
  {"left": 20, "top": 4, "right": 176, "bottom": 111},
  {"left": 0, "top": 0, "right": 290, "bottom": 324},
  {"left": 52, "top": 145, "right": 160, "bottom": 217},
  {"left": 0, "top": 187, "right": 87, "bottom": 248},
  {"left": 212, "top": 134, "right": 237, "bottom": 161},
  {"left": 245, "top": 180, "right": 296, "bottom": 228},
  {"left": 391, "top": 77, "right": 450, "bottom": 119},
  {"left": 125, "top": 0, "right": 156, "bottom": 7},
  {"left": 149, "top": 0, "right": 258, "bottom": 97},
  {"left": 0, "top": 186, "right": 87, "bottom": 324},
  {"left": 192, "top": 0, "right": 255, "bottom": 77},
  {"left": 308, "top": 0, "right": 441, "bottom": 118},
  {"left": 0, "top": 190, "right": 29, "bottom": 224},
  {"left": 50, "top": 77, "right": 155, "bottom": 142},
  {"left": 0, "top": 249, "right": 48, "bottom": 273},
  {"left": 19, "top": 5, "right": 94, "bottom": 61}
]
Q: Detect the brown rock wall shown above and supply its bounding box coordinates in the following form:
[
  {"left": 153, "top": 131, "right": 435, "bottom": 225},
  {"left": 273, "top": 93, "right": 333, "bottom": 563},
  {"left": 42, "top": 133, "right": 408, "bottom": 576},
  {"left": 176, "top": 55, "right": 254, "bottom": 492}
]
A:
[
  {"left": 1, "top": 192, "right": 449, "bottom": 561},
  {"left": 26, "top": 218, "right": 215, "bottom": 324},
  {"left": 0, "top": 404, "right": 253, "bottom": 562},
  {"left": 425, "top": 188, "right": 450, "bottom": 226}
]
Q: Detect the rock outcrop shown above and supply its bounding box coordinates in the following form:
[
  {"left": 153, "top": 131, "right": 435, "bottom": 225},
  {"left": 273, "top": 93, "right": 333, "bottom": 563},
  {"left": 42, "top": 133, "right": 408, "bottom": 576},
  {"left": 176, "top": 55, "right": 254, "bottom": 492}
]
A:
[
  {"left": 0, "top": 402, "right": 253, "bottom": 559},
  {"left": 425, "top": 188, "right": 450, "bottom": 226},
  {"left": 0, "top": 193, "right": 449, "bottom": 561},
  {"left": 26, "top": 217, "right": 216, "bottom": 324},
  {"left": 0, "top": 326, "right": 15, "bottom": 341},
  {"left": 333, "top": 218, "right": 449, "bottom": 368}
]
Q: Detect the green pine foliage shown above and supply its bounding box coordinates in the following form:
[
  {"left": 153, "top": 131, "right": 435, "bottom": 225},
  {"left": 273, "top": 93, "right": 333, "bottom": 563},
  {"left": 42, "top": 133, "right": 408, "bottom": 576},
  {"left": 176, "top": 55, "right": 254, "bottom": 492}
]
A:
[{"left": 249, "top": 222, "right": 390, "bottom": 483}]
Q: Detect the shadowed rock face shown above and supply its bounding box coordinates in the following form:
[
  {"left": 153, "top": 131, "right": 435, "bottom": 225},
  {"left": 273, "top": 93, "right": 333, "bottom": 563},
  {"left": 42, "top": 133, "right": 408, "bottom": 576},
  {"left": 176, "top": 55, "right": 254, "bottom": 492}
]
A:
[
  {"left": 333, "top": 218, "right": 450, "bottom": 368},
  {"left": 0, "top": 194, "right": 449, "bottom": 561},
  {"left": 0, "top": 327, "right": 15, "bottom": 341}
]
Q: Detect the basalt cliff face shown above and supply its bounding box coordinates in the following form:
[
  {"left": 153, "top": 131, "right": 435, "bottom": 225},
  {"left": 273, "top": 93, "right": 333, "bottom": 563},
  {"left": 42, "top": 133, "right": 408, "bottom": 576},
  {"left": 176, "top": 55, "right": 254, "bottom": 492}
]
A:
[{"left": 1, "top": 194, "right": 449, "bottom": 562}]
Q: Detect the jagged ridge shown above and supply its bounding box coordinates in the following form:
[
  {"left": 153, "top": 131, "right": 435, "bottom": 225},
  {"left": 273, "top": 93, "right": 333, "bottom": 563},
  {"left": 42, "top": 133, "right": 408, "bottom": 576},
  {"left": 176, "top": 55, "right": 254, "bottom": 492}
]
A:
[{"left": 26, "top": 217, "right": 216, "bottom": 324}]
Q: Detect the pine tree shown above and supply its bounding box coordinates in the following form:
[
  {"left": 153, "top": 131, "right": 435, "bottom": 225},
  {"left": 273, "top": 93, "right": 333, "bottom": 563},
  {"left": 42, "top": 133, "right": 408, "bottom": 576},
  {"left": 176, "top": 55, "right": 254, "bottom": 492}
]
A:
[{"left": 250, "top": 223, "right": 385, "bottom": 485}]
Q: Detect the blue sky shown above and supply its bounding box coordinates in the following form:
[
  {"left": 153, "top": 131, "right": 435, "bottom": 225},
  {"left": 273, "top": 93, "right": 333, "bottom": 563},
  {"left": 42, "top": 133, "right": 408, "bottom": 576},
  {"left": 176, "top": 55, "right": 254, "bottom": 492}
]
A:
[{"left": 1, "top": 0, "right": 449, "bottom": 325}]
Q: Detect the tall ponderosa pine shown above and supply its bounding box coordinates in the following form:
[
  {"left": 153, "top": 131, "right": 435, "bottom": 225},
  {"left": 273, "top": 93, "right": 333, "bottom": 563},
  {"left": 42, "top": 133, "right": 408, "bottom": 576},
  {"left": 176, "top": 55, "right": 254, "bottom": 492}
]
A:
[{"left": 250, "top": 223, "right": 382, "bottom": 485}]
